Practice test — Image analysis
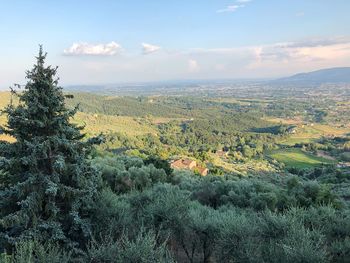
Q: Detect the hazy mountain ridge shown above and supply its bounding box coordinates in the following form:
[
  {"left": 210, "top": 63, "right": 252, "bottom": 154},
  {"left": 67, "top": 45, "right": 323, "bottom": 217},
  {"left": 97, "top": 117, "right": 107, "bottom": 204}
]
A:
[{"left": 275, "top": 67, "right": 350, "bottom": 84}]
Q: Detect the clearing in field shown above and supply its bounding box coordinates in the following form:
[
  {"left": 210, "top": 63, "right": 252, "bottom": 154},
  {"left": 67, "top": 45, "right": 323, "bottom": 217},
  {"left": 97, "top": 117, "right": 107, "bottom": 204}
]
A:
[
  {"left": 269, "top": 148, "right": 335, "bottom": 168},
  {"left": 279, "top": 124, "right": 350, "bottom": 146},
  {"left": 73, "top": 112, "right": 158, "bottom": 136}
]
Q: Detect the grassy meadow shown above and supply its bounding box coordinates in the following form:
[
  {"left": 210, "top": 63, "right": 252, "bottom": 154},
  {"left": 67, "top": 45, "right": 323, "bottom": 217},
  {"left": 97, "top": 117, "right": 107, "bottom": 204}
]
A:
[
  {"left": 269, "top": 148, "right": 335, "bottom": 168},
  {"left": 72, "top": 112, "right": 158, "bottom": 137}
]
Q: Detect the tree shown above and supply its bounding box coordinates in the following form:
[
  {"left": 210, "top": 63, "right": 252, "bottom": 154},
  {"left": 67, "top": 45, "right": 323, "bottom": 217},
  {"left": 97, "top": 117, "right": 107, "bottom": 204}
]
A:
[
  {"left": 144, "top": 156, "right": 173, "bottom": 176},
  {"left": 0, "top": 47, "right": 101, "bottom": 252}
]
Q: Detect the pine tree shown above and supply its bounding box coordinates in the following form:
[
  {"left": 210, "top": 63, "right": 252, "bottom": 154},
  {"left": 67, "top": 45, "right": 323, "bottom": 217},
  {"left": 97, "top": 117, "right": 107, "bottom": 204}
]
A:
[{"left": 0, "top": 47, "right": 101, "bottom": 251}]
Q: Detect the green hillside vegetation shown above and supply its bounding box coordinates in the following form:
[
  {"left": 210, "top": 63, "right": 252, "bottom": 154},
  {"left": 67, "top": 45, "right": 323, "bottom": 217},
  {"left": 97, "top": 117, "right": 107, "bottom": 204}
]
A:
[
  {"left": 0, "top": 91, "right": 285, "bottom": 174},
  {"left": 65, "top": 93, "right": 188, "bottom": 118},
  {"left": 1, "top": 88, "right": 349, "bottom": 174},
  {"left": 73, "top": 112, "right": 157, "bottom": 137},
  {"left": 269, "top": 148, "right": 335, "bottom": 168}
]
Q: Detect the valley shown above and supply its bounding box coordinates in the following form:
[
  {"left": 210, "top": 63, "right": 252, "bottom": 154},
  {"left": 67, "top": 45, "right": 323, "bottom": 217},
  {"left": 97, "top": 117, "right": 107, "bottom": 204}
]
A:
[
  {"left": 1, "top": 74, "right": 350, "bottom": 262},
  {"left": 2, "top": 81, "right": 349, "bottom": 176}
]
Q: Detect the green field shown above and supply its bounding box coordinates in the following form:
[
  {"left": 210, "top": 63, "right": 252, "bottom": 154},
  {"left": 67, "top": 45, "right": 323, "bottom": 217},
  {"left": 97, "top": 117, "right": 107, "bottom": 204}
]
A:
[
  {"left": 278, "top": 125, "right": 350, "bottom": 146},
  {"left": 269, "top": 148, "right": 335, "bottom": 168},
  {"left": 279, "top": 137, "right": 315, "bottom": 146},
  {"left": 73, "top": 112, "right": 158, "bottom": 136}
]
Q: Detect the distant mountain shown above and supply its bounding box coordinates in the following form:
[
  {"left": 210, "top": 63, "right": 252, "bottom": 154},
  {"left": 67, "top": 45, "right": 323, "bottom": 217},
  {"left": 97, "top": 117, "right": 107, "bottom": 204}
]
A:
[{"left": 275, "top": 67, "right": 350, "bottom": 84}]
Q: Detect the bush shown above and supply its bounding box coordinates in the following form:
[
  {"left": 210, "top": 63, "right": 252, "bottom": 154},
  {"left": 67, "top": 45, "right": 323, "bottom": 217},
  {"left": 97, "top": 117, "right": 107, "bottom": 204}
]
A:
[
  {"left": 86, "top": 230, "right": 174, "bottom": 263},
  {"left": 2, "top": 239, "right": 71, "bottom": 263},
  {"left": 91, "top": 188, "right": 133, "bottom": 239},
  {"left": 217, "top": 210, "right": 259, "bottom": 262},
  {"left": 340, "top": 152, "right": 350, "bottom": 162}
]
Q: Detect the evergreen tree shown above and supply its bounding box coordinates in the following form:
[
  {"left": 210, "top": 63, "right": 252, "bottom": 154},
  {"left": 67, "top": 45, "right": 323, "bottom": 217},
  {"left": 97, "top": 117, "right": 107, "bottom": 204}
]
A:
[{"left": 0, "top": 47, "right": 101, "bottom": 252}]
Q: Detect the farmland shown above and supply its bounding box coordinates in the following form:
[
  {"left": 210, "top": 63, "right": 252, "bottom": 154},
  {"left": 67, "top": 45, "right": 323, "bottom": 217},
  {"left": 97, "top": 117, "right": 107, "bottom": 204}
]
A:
[
  {"left": 0, "top": 87, "right": 349, "bottom": 174},
  {"left": 268, "top": 148, "right": 335, "bottom": 168}
]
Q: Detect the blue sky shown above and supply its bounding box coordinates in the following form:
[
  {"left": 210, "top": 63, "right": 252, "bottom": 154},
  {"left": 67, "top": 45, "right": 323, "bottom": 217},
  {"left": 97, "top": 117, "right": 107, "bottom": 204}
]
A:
[{"left": 1, "top": 0, "right": 350, "bottom": 86}]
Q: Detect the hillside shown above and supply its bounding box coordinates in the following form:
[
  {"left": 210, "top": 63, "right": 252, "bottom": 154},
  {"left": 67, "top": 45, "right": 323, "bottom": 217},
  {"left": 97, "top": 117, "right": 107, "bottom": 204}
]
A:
[
  {"left": 1, "top": 89, "right": 348, "bottom": 175},
  {"left": 276, "top": 67, "right": 350, "bottom": 84}
]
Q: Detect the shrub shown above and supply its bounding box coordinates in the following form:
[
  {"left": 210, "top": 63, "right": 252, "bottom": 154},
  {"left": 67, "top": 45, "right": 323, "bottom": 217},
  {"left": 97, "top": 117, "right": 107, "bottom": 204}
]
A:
[
  {"left": 86, "top": 230, "right": 174, "bottom": 263},
  {"left": 2, "top": 239, "right": 71, "bottom": 263}
]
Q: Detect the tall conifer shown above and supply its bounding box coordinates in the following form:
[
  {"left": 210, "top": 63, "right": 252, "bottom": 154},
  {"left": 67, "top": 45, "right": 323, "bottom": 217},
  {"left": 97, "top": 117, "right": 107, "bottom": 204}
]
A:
[{"left": 0, "top": 47, "right": 101, "bottom": 250}]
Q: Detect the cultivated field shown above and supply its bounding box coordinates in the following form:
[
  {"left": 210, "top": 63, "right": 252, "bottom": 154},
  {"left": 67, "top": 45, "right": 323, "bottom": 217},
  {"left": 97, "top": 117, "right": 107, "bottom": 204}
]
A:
[{"left": 269, "top": 148, "right": 335, "bottom": 168}]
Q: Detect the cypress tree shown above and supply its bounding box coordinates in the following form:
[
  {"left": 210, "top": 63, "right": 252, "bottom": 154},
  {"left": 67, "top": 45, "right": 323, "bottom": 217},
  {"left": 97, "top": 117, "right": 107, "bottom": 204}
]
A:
[{"left": 0, "top": 47, "right": 101, "bottom": 251}]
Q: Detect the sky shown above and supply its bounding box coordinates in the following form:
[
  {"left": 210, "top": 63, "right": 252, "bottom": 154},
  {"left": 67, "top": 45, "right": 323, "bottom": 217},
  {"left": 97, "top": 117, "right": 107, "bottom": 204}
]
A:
[{"left": 1, "top": 0, "right": 350, "bottom": 86}]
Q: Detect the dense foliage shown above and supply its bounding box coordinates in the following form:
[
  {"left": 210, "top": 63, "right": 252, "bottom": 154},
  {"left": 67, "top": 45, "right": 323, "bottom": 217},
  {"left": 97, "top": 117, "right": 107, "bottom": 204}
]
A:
[{"left": 3, "top": 153, "right": 350, "bottom": 262}]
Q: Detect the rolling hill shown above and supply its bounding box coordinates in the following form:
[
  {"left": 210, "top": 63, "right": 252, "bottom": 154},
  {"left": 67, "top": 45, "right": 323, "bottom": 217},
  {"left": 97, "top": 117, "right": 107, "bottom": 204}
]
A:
[{"left": 276, "top": 67, "right": 350, "bottom": 84}]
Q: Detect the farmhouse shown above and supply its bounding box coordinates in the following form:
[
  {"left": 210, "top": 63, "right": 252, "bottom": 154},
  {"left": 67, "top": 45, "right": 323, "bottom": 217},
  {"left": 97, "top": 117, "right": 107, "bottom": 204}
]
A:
[
  {"left": 170, "top": 158, "right": 208, "bottom": 176},
  {"left": 171, "top": 159, "right": 197, "bottom": 170},
  {"left": 196, "top": 167, "right": 209, "bottom": 176}
]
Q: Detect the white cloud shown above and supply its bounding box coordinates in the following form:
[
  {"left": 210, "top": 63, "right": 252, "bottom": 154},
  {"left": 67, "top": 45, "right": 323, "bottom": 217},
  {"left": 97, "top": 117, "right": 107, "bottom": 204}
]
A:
[
  {"left": 55, "top": 36, "right": 350, "bottom": 84},
  {"left": 188, "top": 59, "right": 200, "bottom": 72},
  {"left": 142, "top": 43, "right": 161, "bottom": 54},
  {"left": 189, "top": 37, "right": 350, "bottom": 65},
  {"left": 63, "top": 42, "right": 122, "bottom": 56},
  {"left": 217, "top": 0, "right": 252, "bottom": 13},
  {"left": 216, "top": 5, "right": 244, "bottom": 13},
  {"left": 184, "top": 36, "right": 350, "bottom": 77},
  {"left": 247, "top": 37, "right": 350, "bottom": 74}
]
